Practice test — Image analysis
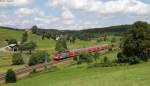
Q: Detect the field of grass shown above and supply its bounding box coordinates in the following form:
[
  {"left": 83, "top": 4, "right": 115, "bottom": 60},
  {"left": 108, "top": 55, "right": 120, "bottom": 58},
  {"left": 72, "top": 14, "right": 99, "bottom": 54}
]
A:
[
  {"left": 1, "top": 28, "right": 150, "bottom": 86},
  {"left": 0, "top": 28, "right": 55, "bottom": 50},
  {"left": 0, "top": 28, "right": 116, "bottom": 73},
  {"left": 0, "top": 28, "right": 114, "bottom": 51},
  {"left": 0, "top": 51, "right": 30, "bottom": 73},
  {"left": 0, "top": 29, "right": 23, "bottom": 47},
  {"left": 5, "top": 51, "right": 150, "bottom": 86},
  {"left": 0, "top": 28, "right": 125, "bottom": 86}
]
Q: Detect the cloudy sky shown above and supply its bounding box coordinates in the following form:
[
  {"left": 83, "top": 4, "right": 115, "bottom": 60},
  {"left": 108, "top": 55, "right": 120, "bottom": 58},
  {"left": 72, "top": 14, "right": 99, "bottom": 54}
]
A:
[{"left": 0, "top": 0, "right": 150, "bottom": 30}]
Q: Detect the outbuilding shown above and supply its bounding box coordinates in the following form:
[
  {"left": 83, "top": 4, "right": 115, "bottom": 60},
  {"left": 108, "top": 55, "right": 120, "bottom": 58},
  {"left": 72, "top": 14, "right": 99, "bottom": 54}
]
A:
[{"left": 6, "top": 44, "right": 18, "bottom": 52}]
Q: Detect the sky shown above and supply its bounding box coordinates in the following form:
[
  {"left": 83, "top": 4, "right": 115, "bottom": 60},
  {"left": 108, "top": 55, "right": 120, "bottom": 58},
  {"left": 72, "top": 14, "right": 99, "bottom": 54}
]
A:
[{"left": 0, "top": 0, "right": 150, "bottom": 30}]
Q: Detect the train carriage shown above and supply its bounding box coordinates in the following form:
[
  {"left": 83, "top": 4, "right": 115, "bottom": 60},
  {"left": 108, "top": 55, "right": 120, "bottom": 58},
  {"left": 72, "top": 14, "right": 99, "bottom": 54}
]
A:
[{"left": 54, "top": 44, "right": 109, "bottom": 60}]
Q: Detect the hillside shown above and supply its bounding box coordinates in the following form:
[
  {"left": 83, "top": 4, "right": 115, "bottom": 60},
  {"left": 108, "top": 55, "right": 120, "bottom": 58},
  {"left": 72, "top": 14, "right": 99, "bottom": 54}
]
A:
[
  {"left": 0, "top": 27, "right": 115, "bottom": 73},
  {"left": 6, "top": 51, "right": 150, "bottom": 86},
  {"left": 0, "top": 28, "right": 23, "bottom": 47},
  {"left": 33, "top": 24, "right": 130, "bottom": 33},
  {"left": 80, "top": 25, "right": 130, "bottom": 33},
  {"left": 0, "top": 22, "right": 150, "bottom": 86},
  {"left": 0, "top": 27, "right": 55, "bottom": 50},
  {"left": 1, "top": 26, "right": 121, "bottom": 51},
  {"left": 30, "top": 25, "right": 130, "bottom": 41},
  {"left": 0, "top": 28, "right": 55, "bottom": 73}
]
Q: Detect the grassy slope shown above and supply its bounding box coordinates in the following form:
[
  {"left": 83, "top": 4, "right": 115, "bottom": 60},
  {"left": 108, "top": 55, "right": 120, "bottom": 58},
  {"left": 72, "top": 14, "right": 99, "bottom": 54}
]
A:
[
  {"left": 0, "top": 28, "right": 56, "bottom": 73},
  {"left": 1, "top": 28, "right": 149, "bottom": 86},
  {"left": 0, "top": 29, "right": 23, "bottom": 47},
  {"left": 0, "top": 28, "right": 112, "bottom": 51},
  {"left": 0, "top": 28, "right": 113, "bottom": 73},
  {"left": 0, "top": 28, "right": 56, "bottom": 50},
  {"left": 6, "top": 51, "right": 150, "bottom": 86}
]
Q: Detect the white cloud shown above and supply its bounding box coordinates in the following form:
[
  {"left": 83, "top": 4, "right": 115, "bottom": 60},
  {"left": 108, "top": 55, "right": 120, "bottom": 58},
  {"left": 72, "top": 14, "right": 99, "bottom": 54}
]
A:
[
  {"left": 49, "top": 0, "right": 150, "bottom": 15},
  {"left": 62, "top": 7, "right": 74, "bottom": 19},
  {"left": 16, "top": 8, "right": 35, "bottom": 16},
  {"left": 15, "top": 8, "right": 60, "bottom": 28},
  {"left": 94, "top": 0, "right": 150, "bottom": 15},
  {"left": 0, "top": 7, "right": 60, "bottom": 29},
  {"left": 1, "top": 0, "right": 150, "bottom": 30},
  {"left": 16, "top": 8, "right": 44, "bottom": 17},
  {"left": 0, "top": 0, "right": 33, "bottom": 6},
  {"left": 14, "top": 0, "right": 28, "bottom": 5},
  {"left": 34, "top": 16, "right": 59, "bottom": 24},
  {"left": 61, "top": 7, "right": 74, "bottom": 25}
]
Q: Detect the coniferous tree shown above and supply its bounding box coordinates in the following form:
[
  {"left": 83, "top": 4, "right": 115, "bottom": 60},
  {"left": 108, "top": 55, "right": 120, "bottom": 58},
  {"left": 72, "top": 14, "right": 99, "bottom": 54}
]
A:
[
  {"left": 31, "top": 25, "right": 38, "bottom": 34},
  {"left": 5, "top": 69, "right": 16, "bottom": 83},
  {"left": 55, "top": 38, "right": 68, "bottom": 52},
  {"left": 21, "top": 31, "right": 28, "bottom": 43}
]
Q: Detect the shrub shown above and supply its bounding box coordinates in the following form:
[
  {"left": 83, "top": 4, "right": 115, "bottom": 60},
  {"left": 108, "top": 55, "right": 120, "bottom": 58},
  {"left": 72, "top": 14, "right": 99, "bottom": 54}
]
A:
[
  {"left": 111, "top": 37, "right": 116, "bottom": 43},
  {"left": 28, "top": 51, "right": 49, "bottom": 66},
  {"left": 121, "top": 21, "right": 150, "bottom": 59},
  {"left": 78, "top": 52, "right": 93, "bottom": 64},
  {"left": 55, "top": 38, "right": 68, "bottom": 52},
  {"left": 7, "top": 38, "right": 17, "bottom": 45},
  {"left": 73, "top": 56, "right": 81, "bottom": 64},
  {"left": 128, "top": 56, "right": 140, "bottom": 65},
  {"left": 108, "top": 47, "right": 112, "bottom": 51},
  {"left": 101, "top": 57, "right": 112, "bottom": 67},
  {"left": 140, "top": 51, "right": 149, "bottom": 62},
  {"left": 21, "top": 31, "right": 28, "bottom": 43},
  {"left": 5, "top": 69, "right": 17, "bottom": 83},
  {"left": 117, "top": 52, "right": 141, "bottom": 65},
  {"left": 12, "top": 53, "right": 24, "bottom": 65},
  {"left": 32, "top": 68, "right": 36, "bottom": 73},
  {"left": 93, "top": 57, "right": 113, "bottom": 67},
  {"left": 117, "top": 52, "right": 129, "bottom": 63},
  {"left": 93, "top": 52, "right": 100, "bottom": 63},
  {"left": 19, "top": 41, "right": 37, "bottom": 54}
]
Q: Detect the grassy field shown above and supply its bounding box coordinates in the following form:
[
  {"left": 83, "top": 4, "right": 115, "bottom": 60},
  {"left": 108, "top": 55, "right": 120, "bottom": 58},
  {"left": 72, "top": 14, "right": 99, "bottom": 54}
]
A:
[
  {"left": 0, "top": 29, "right": 23, "bottom": 47},
  {"left": 5, "top": 51, "right": 150, "bottom": 86},
  {"left": 0, "top": 51, "right": 30, "bottom": 73},
  {"left": 0, "top": 28, "right": 55, "bottom": 50},
  {"left": 0, "top": 28, "right": 114, "bottom": 51},
  {"left": 1, "top": 28, "right": 150, "bottom": 86},
  {"left": 0, "top": 28, "right": 116, "bottom": 73}
]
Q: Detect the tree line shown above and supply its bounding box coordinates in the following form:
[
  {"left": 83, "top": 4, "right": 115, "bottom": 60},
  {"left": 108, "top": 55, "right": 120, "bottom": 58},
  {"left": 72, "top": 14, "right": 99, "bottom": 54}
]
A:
[{"left": 30, "top": 24, "right": 130, "bottom": 41}]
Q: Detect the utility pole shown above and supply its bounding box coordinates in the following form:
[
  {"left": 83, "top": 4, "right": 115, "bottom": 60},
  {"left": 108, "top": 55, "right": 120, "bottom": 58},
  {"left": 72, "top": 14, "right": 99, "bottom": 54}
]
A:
[{"left": 45, "top": 53, "right": 48, "bottom": 64}]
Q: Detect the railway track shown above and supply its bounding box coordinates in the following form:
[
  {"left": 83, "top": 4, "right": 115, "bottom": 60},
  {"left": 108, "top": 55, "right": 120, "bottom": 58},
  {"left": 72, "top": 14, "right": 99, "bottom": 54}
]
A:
[
  {"left": 0, "top": 50, "right": 108, "bottom": 83},
  {"left": 0, "top": 57, "right": 73, "bottom": 83},
  {"left": 0, "top": 47, "right": 109, "bottom": 83}
]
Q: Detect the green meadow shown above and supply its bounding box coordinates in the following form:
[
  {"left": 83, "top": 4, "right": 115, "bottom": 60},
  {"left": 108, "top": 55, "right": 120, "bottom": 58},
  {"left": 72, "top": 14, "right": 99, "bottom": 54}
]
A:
[
  {"left": 0, "top": 28, "right": 113, "bottom": 73},
  {"left": 0, "top": 27, "right": 150, "bottom": 86},
  {"left": 5, "top": 51, "right": 150, "bottom": 86}
]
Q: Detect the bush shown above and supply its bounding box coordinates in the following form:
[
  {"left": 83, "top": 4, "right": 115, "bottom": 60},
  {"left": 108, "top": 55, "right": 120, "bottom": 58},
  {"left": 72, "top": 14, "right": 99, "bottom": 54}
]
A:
[
  {"left": 117, "top": 52, "right": 141, "bottom": 65},
  {"left": 93, "top": 57, "right": 113, "bottom": 67},
  {"left": 78, "top": 52, "right": 93, "bottom": 64},
  {"left": 7, "top": 38, "right": 17, "bottom": 45},
  {"left": 28, "top": 51, "right": 49, "bottom": 66},
  {"left": 117, "top": 52, "right": 129, "bottom": 63},
  {"left": 73, "top": 56, "right": 81, "bottom": 64},
  {"left": 121, "top": 21, "right": 150, "bottom": 59},
  {"left": 5, "top": 69, "right": 17, "bottom": 83},
  {"left": 111, "top": 37, "right": 116, "bottom": 43},
  {"left": 19, "top": 41, "right": 37, "bottom": 54},
  {"left": 55, "top": 38, "right": 68, "bottom": 52},
  {"left": 101, "top": 57, "right": 112, "bottom": 67},
  {"left": 12, "top": 53, "right": 24, "bottom": 65},
  {"left": 140, "top": 51, "right": 149, "bottom": 62},
  {"left": 128, "top": 56, "right": 140, "bottom": 65}
]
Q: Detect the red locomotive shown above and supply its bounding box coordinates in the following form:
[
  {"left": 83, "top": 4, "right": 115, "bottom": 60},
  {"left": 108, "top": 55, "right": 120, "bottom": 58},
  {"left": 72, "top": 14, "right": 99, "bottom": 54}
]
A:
[{"left": 54, "top": 44, "right": 109, "bottom": 60}]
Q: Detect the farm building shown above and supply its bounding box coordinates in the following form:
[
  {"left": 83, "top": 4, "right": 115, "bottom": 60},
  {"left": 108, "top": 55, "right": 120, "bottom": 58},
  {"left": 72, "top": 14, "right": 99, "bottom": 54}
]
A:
[{"left": 6, "top": 44, "right": 18, "bottom": 52}]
